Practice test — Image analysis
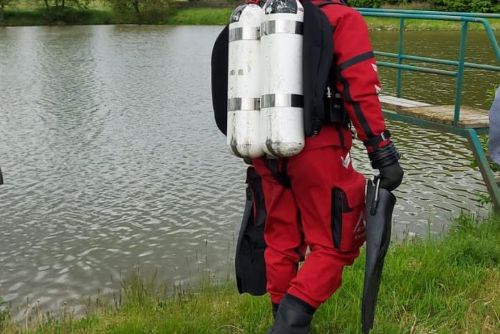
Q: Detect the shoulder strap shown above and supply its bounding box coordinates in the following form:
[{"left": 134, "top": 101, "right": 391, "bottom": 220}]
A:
[
  {"left": 317, "top": 0, "right": 347, "bottom": 8},
  {"left": 302, "top": 0, "right": 334, "bottom": 136},
  {"left": 317, "top": 1, "right": 333, "bottom": 7}
]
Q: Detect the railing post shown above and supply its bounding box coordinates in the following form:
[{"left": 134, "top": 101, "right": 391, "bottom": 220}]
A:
[
  {"left": 466, "top": 129, "right": 500, "bottom": 213},
  {"left": 454, "top": 21, "right": 468, "bottom": 126},
  {"left": 396, "top": 18, "right": 405, "bottom": 98},
  {"left": 481, "top": 19, "right": 500, "bottom": 61}
]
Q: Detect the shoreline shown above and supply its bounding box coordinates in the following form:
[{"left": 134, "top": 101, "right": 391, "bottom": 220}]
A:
[
  {"left": 1, "top": 8, "right": 499, "bottom": 31},
  {"left": 1, "top": 213, "right": 498, "bottom": 333}
]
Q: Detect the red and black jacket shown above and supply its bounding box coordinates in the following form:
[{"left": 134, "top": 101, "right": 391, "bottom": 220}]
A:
[
  {"left": 304, "top": 0, "right": 389, "bottom": 151},
  {"left": 329, "top": 0, "right": 390, "bottom": 150}
]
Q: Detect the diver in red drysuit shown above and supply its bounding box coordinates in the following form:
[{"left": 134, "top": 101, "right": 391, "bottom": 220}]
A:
[{"left": 255, "top": 1, "right": 404, "bottom": 332}]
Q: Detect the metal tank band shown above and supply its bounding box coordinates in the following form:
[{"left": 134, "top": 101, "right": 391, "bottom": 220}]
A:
[
  {"left": 229, "top": 27, "right": 261, "bottom": 42},
  {"left": 261, "top": 20, "right": 304, "bottom": 36},
  {"left": 228, "top": 97, "right": 261, "bottom": 111},
  {"left": 261, "top": 94, "right": 304, "bottom": 109}
]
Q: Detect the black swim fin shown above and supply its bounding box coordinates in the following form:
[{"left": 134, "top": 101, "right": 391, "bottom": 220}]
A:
[{"left": 361, "top": 177, "right": 396, "bottom": 334}]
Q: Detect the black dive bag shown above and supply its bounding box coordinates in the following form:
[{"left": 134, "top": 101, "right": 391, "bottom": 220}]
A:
[{"left": 235, "top": 167, "right": 267, "bottom": 295}]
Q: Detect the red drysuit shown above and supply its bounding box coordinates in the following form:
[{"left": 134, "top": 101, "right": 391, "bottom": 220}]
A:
[{"left": 252, "top": 0, "right": 389, "bottom": 309}]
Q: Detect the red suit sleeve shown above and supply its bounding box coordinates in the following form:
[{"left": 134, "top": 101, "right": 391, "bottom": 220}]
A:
[{"left": 325, "top": 6, "right": 389, "bottom": 149}]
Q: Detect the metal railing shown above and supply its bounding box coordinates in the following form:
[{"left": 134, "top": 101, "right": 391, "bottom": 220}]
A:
[
  {"left": 357, "top": 8, "right": 500, "bottom": 19},
  {"left": 357, "top": 8, "right": 500, "bottom": 127},
  {"left": 355, "top": 8, "right": 500, "bottom": 211}
]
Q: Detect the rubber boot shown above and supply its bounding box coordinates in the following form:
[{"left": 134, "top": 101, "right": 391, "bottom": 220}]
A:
[{"left": 267, "top": 294, "right": 316, "bottom": 334}]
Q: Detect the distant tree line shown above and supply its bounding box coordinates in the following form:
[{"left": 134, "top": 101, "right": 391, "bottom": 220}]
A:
[
  {"left": 0, "top": 0, "right": 498, "bottom": 23},
  {"left": 0, "top": 0, "right": 92, "bottom": 24},
  {"left": 105, "top": 0, "right": 500, "bottom": 14},
  {"left": 106, "top": 0, "right": 171, "bottom": 14},
  {"left": 104, "top": 0, "right": 173, "bottom": 22},
  {"left": 40, "top": 0, "right": 90, "bottom": 9},
  {"left": 0, "top": 0, "right": 175, "bottom": 23},
  {"left": 103, "top": 0, "right": 173, "bottom": 22},
  {"left": 0, "top": 0, "right": 13, "bottom": 22}
]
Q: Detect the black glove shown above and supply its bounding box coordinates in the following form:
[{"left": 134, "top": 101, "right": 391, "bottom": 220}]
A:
[
  {"left": 379, "top": 161, "right": 404, "bottom": 191},
  {"left": 368, "top": 141, "right": 404, "bottom": 191}
]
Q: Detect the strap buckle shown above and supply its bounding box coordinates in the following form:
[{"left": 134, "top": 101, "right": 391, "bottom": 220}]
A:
[{"left": 364, "top": 130, "right": 391, "bottom": 148}]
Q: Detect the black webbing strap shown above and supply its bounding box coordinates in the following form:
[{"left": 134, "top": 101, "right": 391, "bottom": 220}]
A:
[
  {"left": 325, "top": 68, "right": 349, "bottom": 127},
  {"left": 317, "top": 0, "right": 347, "bottom": 8},
  {"left": 265, "top": 159, "right": 291, "bottom": 189},
  {"left": 368, "top": 141, "right": 400, "bottom": 169},
  {"left": 363, "top": 130, "right": 391, "bottom": 149},
  {"left": 317, "top": 1, "right": 332, "bottom": 6},
  {"left": 316, "top": 0, "right": 349, "bottom": 131}
]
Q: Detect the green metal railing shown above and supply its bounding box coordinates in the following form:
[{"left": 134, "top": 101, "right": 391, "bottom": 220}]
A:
[
  {"left": 357, "top": 8, "right": 500, "bottom": 19},
  {"left": 358, "top": 9, "right": 500, "bottom": 127},
  {"left": 356, "top": 8, "right": 500, "bottom": 211}
]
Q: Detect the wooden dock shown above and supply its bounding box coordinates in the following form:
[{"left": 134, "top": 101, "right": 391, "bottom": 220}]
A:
[{"left": 379, "top": 95, "right": 490, "bottom": 128}]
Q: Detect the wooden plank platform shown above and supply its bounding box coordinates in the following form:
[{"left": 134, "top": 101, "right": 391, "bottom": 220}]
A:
[
  {"left": 379, "top": 95, "right": 432, "bottom": 110},
  {"left": 379, "top": 95, "right": 489, "bottom": 129}
]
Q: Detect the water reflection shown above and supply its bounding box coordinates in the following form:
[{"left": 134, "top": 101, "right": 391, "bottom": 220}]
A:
[{"left": 0, "top": 26, "right": 493, "bottom": 315}]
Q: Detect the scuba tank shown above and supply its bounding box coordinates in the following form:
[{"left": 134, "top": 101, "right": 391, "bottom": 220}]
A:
[
  {"left": 227, "top": 0, "right": 265, "bottom": 158},
  {"left": 260, "top": 0, "right": 305, "bottom": 157}
]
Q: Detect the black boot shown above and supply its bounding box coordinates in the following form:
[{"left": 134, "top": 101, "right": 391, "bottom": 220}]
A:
[
  {"left": 272, "top": 303, "right": 280, "bottom": 319},
  {"left": 267, "top": 294, "right": 316, "bottom": 334}
]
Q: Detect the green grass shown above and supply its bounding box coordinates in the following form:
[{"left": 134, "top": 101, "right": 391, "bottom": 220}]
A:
[
  {"left": 1, "top": 9, "right": 48, "bottom": 26},
  {"left": 166, "top": 8, "right": 233, "bottom": 26},
  {"left": 1, "top": 8, "right": 114, "bottom": 26},
  {"left": 166, "top": 8, "right": 500, "bottom": 30},
  {"left": 1, "top": 213, "right": 499, "bottom": 333}
]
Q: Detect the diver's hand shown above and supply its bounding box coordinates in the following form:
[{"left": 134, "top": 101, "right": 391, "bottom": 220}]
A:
[
  {"left": 379, "top": 162, "right": 404, "bottom": 191},
  {"left": 367, "top": 139, "right": 403, "bottom": 191}
]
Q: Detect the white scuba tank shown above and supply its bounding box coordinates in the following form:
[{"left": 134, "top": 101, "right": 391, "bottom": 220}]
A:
[
  {"left": 260, "top": 0, "right": 305, "bottom": 157},
  {"left": 227, "top": 2, "right": 265, "bottom": 158}
]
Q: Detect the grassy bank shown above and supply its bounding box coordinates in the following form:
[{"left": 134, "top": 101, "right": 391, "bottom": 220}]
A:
[
  {"left": 166, "top": 7, "right": 232, "bottom": 25},
  {"left": 1, "top": 7, "right": 499, "bottom": 31},
  {"left": 169, "top": 8, "right": 500, "bottom": 31},
  {"left": 1, "top": 213, "right": 498, "bottom": 333},
  {"left": 1, "top": 8, "right": 115, "bottom": 26}
]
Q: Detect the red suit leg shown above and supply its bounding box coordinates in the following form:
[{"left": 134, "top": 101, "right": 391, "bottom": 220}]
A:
[
  {"left": 252, "top": 158, "right": 305, "bottom": 305},
  {"left": 253, "top": 145, "right": 365, "bottom": 309},
  {"left": 286, "top": 145, "right": 366, "bottom": 308}
]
